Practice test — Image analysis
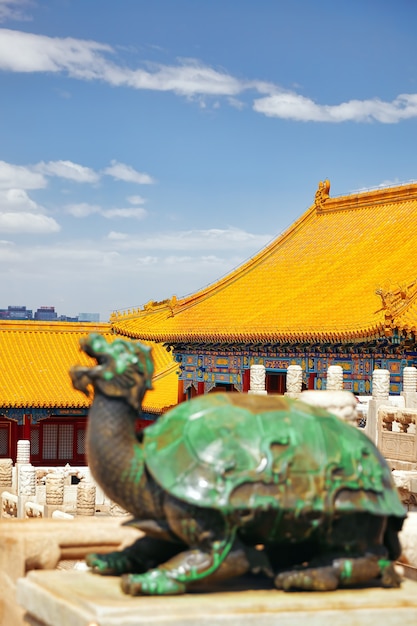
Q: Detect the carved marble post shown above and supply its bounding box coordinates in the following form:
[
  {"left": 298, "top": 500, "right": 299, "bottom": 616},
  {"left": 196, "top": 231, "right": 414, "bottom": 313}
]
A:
[
  {"left": 301, "top": 390, "right": 358, "bottom": 424},
  {"left": 248, "top": 364, "right": 267, "bottom": 395},
  {"left": 16, "top": 440, "right": 30, "bottom": 464},
  {"left": 0, "top": 459, "right": 13, "bottom": 489},
  {"left": 16, "top": 439, "right": 31, "bottom": 495},
  {"left": 372, "top": 369, "right": 390, "bottom": 401},
  {"left": 326, "top": 365, "right": 344, "bottom": 391},
  {"left": 402, "top": 366, "right": 417, "bottom": 409},
  {"left": 44, "top": 473, "right": 65, "bottom": 516},
  {"left": 18, "top": 464, "right": 36, "bottom": 518},
  {"left": 76, "top": 482, "right": 96, "bottom": 516},
  {"left": 45, "top": 473, "right": 65, "bottom": 506},
  {"left": 365, "top": 369, "right": 390, "bottom": 445},
  {"left": 285, "top": 365, "right": 302, "bottom": 398}
]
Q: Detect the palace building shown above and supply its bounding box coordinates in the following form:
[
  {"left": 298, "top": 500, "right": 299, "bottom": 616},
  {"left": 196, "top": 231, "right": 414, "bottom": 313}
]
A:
[
  {"left": 111, "top": 180, "right": 417, "bottom": 400},
  {"left": 2, "top": 179, "right": 417, "bottom": 465},
  {"left": 0, "top": 321, "right": 178, "bottom": 465}
]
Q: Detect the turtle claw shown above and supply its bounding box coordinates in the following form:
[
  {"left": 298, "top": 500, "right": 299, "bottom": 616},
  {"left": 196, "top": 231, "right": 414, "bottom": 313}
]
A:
[
  {"left": 275, "top": 566, "right": 339, "bottom": 591},
  {"left": 121, "top": 569, "right": 187, "bottom": 596},
  {"left": 86, "top": 550, "right": 140, "bottom": 576}
]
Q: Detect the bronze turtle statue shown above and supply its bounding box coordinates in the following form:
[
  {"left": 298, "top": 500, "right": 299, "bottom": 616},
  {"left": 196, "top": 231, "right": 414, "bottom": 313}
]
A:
[{"left": 70, "top": 333, "right": 406, "bottom": 595}]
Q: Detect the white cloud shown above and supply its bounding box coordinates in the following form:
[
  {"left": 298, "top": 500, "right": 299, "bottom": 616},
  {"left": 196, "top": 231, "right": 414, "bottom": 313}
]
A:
[
  {"left": 103, "top": 160, "right": 155, "bottom": 184},
  {"left": 127, "top": 195, "right": 146, "bottom": 205},
  {"left": 35, "top": 160, "right": 99, "bottom": 183},
  {"left": 102, "top": 207, "right": 147, "bottom": 219},
  {"left": 0, "top": 188, "right": 39, "bottom": 211},
  {"left": 0, "top": 211, "right": 60, "bottom": 233},
  {"left": 126, "top": 58, "right": 243, "bottom": 96},
  {"left": 0, "top": 1, "right": 32, "bottom": 23},
  {"left": 107, "top": 231, "right": 128, "bottom": 240},
  {"left": 105, "top": 227, "right": 272, "bottom": 252},
  {"left": 2, "top": 28, "right": 417, "bottom": 123},
  {"left": 0, "top": 160, "right": 46, "bottom": 189},
  {"left": 253, "top": 91, "right": 417, "bottom": 124},
  {"left": 0, "top": 28, "right": 112, "bottom": 74},
  {"left": 66, "top": 203, "right": 101, "bottom": 218},
  {"left": 66, "top": 202, "right": 147, "bottom": 220}
]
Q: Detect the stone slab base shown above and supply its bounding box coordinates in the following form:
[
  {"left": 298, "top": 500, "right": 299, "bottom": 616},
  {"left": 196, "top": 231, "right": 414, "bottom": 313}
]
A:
[{"left": 16, "top": 570, "right": 417, "bottom": 626}]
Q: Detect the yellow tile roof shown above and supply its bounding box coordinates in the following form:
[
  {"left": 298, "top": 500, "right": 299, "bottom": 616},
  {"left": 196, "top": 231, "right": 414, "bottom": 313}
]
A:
[
  {"left": 111, "top": 181, "right": 417, "bottom": 343},
  {"left": 0, "top": 321, "right": 177, "bottom": 413}
]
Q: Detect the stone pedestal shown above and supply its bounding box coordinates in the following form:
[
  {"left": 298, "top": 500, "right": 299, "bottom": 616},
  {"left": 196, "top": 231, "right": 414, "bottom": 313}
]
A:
[{"left": 16, "top": 570, "right": 417, "bottom": 626}]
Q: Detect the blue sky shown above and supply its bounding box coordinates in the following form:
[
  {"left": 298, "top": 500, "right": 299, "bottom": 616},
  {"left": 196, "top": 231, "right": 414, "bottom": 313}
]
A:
[{"left": 1, "top": 0, "right": 417, "bottom": 321}]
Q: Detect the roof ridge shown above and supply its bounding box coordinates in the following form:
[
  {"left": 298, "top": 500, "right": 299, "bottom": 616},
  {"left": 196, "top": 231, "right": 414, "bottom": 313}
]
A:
[{"left": 0, "top": 321, "right": 112, "bottom": 333}]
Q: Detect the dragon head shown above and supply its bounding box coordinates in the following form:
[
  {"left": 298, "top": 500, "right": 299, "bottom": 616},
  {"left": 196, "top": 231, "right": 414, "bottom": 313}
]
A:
[{"left": 70, "top": 333, "right": 154, "bottom": 411}]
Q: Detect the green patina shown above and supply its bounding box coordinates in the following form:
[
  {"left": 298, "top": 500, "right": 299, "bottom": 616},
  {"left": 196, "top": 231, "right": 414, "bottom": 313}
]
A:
[
  {"left": 71, "top": 334, "right": 407, "bottom": 596},
  {"left": 87, "top": 333, "right": 154, "bottom": 388},
  {"left": 340, "top": 559, "right": 353, "bottom": 581}
]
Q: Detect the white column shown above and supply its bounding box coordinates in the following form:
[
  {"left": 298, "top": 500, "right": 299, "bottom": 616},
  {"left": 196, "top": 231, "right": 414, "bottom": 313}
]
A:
[
  {"left": 248, "top": 364, "right": 267, "bottom": 395},
  {"left": 0, "top": 459, "right": 13, "bottom": 488},
  {"left": 285, "top": 365, "right": 302, "bottom": 397},
  {"left": 76, "top": 482, "right": 96, "bottom": 516},
  {"left": 365, "top": 369, "right": 390, "bottom": 444},
  {"left": 16, "top": 440, "right": 30, "bottom": 464},
  {"left": 18, "top": 464, "right": 36, "bottom": 518},
  {"left": 402, "top": 366, "right": 417, "bottom": 409},
  {"left": 326, "top": 365, "right": 344, "bottom": 391}
]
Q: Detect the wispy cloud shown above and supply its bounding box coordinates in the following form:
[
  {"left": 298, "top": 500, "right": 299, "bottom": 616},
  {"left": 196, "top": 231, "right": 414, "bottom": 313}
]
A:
[
  {"left": 253, "top": 92, "right": 417, "bottom": 123},
  {"left": 0, "top": 0, "right": 33, "bottom": 23},
  {"left": 106, "top": 227, "right": 271, "bottom": 252},
  {"left": 0, "top": 157, "right": 152, "bottom": 234},
  {"left": 0, "top": 212, "right": 60, "bottom": 233},
  {"left": 0, "top": 160, "right": 46, "bottom": 189},
  {"left": 103, "top": 160, "right": 155, "bottom": 184},
  {"left": 66, "top": 202, "right": 147, "bottom": 220},
  {"left": 35, "top": 160, "right": 100, "bottom": 183},
  {"left": 1, "top": 28, "right": 417, "bottom": 124},
  {"left": 0, "top": 187, "right": 60, "bottom": 234}
]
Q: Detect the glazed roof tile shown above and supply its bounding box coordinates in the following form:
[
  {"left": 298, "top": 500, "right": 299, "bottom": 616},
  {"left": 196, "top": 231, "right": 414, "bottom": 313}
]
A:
[
  {"left": 0, "top": 321, "right": 177, "bottom": 413},
  {"left": 111, "top": 181, "right": 417, "bottom": 343}
]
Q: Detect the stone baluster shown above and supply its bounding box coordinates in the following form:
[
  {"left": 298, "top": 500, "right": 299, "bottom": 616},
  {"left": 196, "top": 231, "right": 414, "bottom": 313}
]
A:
[
  {"left": 248, "top": 364, "right": 267, "bottom": 395},
  {"left": 326, "top": 365, "right": 344, "bottom": 391},
  {"left": 16, "top": 439, "right": 31, "bottom": 496},
  {"left": 45, "top": 473, "right": 65, "bottom": 506},
  {"left": 365, "top": 369, "right": 390, "bottom": 445},
  {"left": 372, "top": 369, "right": 390, "bottom": 401},
  {"left": 44, "top": 473, "right": 65, "bottom": 516},
  {"left": 76, "top": 482, "right": 96, "bottom": 516},
  {"left": 285, "top": 365, "right": 302, "bottom": 398},
  {"left": 18, "top": 464, "right": 36, "bottom": 518},
  {"left": 16, "top": 440, "right": 30, "bottom": 464},
  {"left": 402, "top": 366, "right": 417, "bottom": 409},
  {"left": 0, "top": 459, "right": 13, "bottom": 489}
]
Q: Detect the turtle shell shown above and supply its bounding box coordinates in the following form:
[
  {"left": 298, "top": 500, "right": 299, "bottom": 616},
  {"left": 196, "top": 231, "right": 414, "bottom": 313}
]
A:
[{"left": 144, "top": 393, "right": 406, "bottom": 519}]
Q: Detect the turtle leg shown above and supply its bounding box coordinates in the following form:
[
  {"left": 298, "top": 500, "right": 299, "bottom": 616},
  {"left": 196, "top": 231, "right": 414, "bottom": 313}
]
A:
[
  {"left": 274, "top": 554, "right": 401, "bottom": 591},
  {"left": 86, "top": 536, "right": 184, "bottom": 576},
  {"left": 121, "top": 532, "right": 238, "bottom": 595}
]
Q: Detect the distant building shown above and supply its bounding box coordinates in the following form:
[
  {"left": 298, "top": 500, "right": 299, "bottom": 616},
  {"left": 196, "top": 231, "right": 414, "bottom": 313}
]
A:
[
  {"left": 0, "top": 306, "right": 33, "bottom": 320},
  {"left": 0, "top": 305, "right": 100, "bottom": 323},
  {"left": 34, "top": 306, "right": 58, "bottom": 321},
  {"left": 78, "top": 312, "right": 100, "bottom": 323}
]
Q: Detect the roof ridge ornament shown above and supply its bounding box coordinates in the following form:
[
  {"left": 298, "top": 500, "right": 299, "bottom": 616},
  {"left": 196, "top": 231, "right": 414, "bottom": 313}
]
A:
[
  {"left": 314, "top": 179, "right": 330, "bottom": 211},
  {"left": 375, "top": 279, "right": 417, "bottom": 336}
]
